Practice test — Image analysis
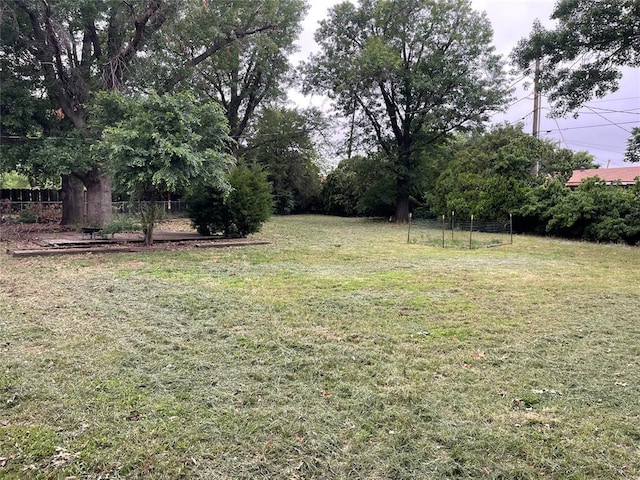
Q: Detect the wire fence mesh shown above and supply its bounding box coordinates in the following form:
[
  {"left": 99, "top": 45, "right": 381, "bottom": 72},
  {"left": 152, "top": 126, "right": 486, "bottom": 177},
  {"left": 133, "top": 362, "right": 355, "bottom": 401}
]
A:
[{"left": 407, "top": 214, "right": 513, "bottom": 249}]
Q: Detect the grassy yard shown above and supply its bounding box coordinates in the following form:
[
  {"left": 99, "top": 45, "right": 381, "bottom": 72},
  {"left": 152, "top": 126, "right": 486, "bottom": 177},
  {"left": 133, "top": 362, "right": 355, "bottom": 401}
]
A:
[{"left": 1, "top": 215, "right": 639, "bottom": 479}]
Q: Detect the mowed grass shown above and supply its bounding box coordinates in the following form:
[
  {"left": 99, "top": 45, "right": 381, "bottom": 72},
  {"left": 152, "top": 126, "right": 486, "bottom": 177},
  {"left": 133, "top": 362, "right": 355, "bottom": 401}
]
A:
[{"left": 1, "top": 215, "right": 639, "bottom": 479}]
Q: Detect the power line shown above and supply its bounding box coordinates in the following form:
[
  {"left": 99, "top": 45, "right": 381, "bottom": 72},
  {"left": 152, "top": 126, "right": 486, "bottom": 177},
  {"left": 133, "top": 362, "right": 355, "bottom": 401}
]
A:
[
  {"left": 559, "top": 141, "right": 625, "bottom": 155},
  {"left": 582, "top": 105, "right": 633, "bottom": 134},
  {"left": 579, "top": 106, "right": 640, "bottom": 115},
  {"left": 583, "top": 96, "right": 640, "bottom": 105},
  {"left": 543, "top": 120, "right": 638, "bottom": 132},
  {"left": 553, "top": 117, "right": 569, "bottom": 149}
]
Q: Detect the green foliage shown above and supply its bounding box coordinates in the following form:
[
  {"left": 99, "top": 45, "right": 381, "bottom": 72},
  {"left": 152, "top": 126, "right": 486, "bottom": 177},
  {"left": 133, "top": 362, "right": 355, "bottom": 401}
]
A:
[
  {"left": 244, "top": 108, "right": 323, "bottom": 214},
  {"left": 98, "top": 91, "right": 234, "bottom": 244},
  {"left": 2, "top": 0, "right": 302, "bottom": 225},
  {"left": 187, "top": 163, "right": 273, "bottom": 238},
  {"left": 512, "top": 0, "right": 640, "bottom": 115},
  {"left": 517, "top": 178, "right": 570, "bottom": 234},
  {"left": 432, "top": 125, "right": 542, "bottom": 219},
  {"left": 17, "top": 208, "right": 37, "bottom": 224},
  {"left": 160, "top": 0, "right": 308, "bottom": 146},
  {"left": 624, "top": 127, "right": 640, "bottom": 163},
  {"left": 544, "top": 178, "right": 640, "bottom": 244},
  {"left": 304, "top": 0, "right": 510, "bottom": 220},
  {"left": 99, "top": 216, "right": 142, "bottom": 238},
  {"left": 0, "top": 172, "right": 30, "bottom": 189},
  {"left": 322, "top": 154, "right": 396, "bottom": 217}
]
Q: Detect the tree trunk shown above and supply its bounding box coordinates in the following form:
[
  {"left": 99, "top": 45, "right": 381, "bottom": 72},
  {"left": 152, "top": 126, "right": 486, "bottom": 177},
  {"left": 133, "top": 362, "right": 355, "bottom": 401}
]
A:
[
  {"left": 142, "top": 199, "right": 157, "bottom": 246},
  {"left": 61, "top": 174, "right": 85, "bottom": 225},
  {"left": 394, "top": 146, "right": 412, "bottom": 222},
  {"left": 395, "top": 175, "right": 411, "bottom": 222},
  {"left": 84, "top": 170, "right": 112, "bottom": 227}
]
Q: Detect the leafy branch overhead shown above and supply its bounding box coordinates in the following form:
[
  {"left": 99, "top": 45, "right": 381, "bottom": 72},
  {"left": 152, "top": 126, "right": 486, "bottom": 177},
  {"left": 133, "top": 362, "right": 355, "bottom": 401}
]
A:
[{"left": 512, "top": 0, "right": 640, "bottom": 116}]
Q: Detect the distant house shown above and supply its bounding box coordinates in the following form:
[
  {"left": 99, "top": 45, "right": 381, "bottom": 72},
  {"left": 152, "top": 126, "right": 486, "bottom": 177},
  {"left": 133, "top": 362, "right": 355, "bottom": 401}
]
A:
[{"left": 566, "top": 166, "right": 640, "bottom": 188}]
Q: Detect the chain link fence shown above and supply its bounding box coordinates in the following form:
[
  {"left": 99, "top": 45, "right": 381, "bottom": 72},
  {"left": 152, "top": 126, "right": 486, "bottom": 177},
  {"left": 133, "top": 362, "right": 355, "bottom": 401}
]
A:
[{"left": 1, "top": 200, "right": 188, "bottom": 223}]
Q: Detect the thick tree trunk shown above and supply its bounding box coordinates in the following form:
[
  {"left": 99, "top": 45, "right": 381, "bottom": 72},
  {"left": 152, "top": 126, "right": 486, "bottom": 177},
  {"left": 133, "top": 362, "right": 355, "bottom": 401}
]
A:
[
  {"left": 394, "top": 145, "right": 412, "bottom": 222},
  {"left": 84, "top": 170, "right": 112, "bottom": 227},
  {"left": 61, "top": 174, "right": 85, "bottom": 225},
  {"left": 395, "top": 175, "right": 411, "bottom": 223}
]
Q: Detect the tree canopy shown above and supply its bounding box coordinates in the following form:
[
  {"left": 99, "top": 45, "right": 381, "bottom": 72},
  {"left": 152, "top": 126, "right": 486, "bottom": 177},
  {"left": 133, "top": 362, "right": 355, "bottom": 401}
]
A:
[
  {"left": 244, "top": 107, "right": 323, "bottom": 214},
  {"left": 624, "top": 127, "right": 640, "bottom": 163},
  {"left": 303, "top": 0, "right": 510, "bottom": 221},
  {"left": 0, "top": 0, "right": 304, "bottom": 226},
  {"left": 98, "top": 91, "right": 233, "bottom": 245},
  {"left": 512, "top": 0, "right": 640, "bottom": 116}
]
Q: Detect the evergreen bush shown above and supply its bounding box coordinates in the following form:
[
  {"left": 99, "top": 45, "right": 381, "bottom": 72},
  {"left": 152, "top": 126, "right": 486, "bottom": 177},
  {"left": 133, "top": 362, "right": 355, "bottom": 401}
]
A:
[{"left": 187, "top": 164, "right": 273, "bottom": 238}]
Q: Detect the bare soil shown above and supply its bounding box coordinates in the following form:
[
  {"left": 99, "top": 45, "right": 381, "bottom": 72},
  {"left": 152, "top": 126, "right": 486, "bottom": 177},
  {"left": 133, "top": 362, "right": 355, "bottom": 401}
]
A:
[{"left": 1, "top": 219, "right": 266, "bottom": 255}]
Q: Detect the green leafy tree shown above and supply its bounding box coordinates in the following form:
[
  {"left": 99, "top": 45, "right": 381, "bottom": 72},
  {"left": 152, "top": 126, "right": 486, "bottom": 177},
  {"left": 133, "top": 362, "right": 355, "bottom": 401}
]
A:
[
  {"left": 99, "top": 91, "right": 233, "bottom": 245},
  {"left": 624, "top": 127, "right": 640, "bottom": 163},
  {"left": 0, "top": 172, "right": 30, "bottom": 189},
  {"left": 546, "top": 178, "right": 640, "bottom": 244},
  {"left": 159, "top": 0, "right": 308, "bottom": 152},
  {"left": 541, "top": 149, "right": 598, "bottom": 181},
  {"left": 1, "top": 0, "right": 172, "bottom": 225},
  {"left": 244, "top": 107, "right": 323, "bottom": 214},
  {"left": 518, "top": 178, "right": 571, "bottom": 234},
  {"left": 432, "top": 125, "right": 552, "bottom": 219},
  {"left": 322, "top": 154, "right": 396, "bottom": 217},
  {"left": 186, "top": 163, "right": 273, "bottom": 238},
  {"left": 303, "top": 0, "right": 510, "bottom": 221},
  {"left": 1, "top": 0, "right": 291, "bottom": 225},
  {"left": 512, "top": 0, "right": 640, "bottom": 115}
]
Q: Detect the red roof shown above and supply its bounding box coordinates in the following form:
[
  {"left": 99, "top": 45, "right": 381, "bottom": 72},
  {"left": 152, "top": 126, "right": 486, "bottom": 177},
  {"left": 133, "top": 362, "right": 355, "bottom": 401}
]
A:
[{"left": 566, "top": 166, "right": 640, "bottom": 187}]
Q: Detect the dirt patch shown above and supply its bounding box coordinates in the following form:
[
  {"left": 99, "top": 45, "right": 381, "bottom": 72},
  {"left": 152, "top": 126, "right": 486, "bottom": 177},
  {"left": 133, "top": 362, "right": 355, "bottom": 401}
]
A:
[{"left": 2, "top": 219, "right": 269, "bottom": 256}]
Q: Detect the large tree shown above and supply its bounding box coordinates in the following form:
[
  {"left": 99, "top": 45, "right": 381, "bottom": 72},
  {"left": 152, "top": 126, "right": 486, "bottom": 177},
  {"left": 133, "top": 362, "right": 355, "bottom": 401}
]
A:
[
  {"left": 1, "top": 0, "right": 293, "bottom": 226},
  {"left": 149, "top": 0, "right": 308, "bottom": 152},
  {"left": 303, "top": 0, "right": 510, "bottom": 221},
  {"left": 512, "top": 0, "right": 640, "bottom": 116},
  {"left": 2, "top": 0, "right": 172, "bottom": 226},
  {"left": 244, "top": 107, "right": 324, "bottom": 214},
  {"left": 431, "top": 124, "right": 597, "bottom": 220}
]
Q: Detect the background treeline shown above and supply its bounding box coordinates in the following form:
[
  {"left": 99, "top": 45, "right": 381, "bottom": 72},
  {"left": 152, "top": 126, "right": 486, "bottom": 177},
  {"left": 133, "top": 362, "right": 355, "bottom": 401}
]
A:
[
  {"left": 322, "top": 124, "right": 640, "bottom": 245},
  {"left": 2, "top": 0, "right": 639, "bottom": 245}
]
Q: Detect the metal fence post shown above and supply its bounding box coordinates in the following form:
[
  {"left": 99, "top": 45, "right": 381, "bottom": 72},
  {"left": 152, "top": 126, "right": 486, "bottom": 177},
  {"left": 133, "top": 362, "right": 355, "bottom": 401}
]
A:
[
  {"left": 469, "top": 214, "right": 474, "bottom": 249},
  {"left": 510, "top": 213, "right": 513, "bottom": 245},
  {"left": 451, "top": 211, "right": 455, "bottom": 240}
]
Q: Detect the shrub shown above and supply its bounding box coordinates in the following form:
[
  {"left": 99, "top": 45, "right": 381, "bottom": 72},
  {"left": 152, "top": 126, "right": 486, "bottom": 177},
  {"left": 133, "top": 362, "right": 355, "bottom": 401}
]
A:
[
  {"left": 544, "top": 178, "right": 640, "bottom": 244},
  {"left": 99, "top": 216, "right": 142, "bottom": 238},
  {"left": 187, "top": 164, "right": 273, "bottom": 238}
]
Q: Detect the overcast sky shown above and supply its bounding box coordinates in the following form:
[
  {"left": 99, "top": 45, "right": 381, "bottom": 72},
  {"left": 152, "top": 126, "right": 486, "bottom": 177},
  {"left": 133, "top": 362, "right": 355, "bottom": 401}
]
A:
[{"left": 291, "top": 0, "right": 640, "bottom": 168}]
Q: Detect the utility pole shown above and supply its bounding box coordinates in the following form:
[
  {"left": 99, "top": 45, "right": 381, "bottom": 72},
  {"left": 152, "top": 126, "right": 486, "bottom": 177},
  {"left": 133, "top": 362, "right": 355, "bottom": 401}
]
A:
[
  {"left": 532, "top": 57, "right": 542, "bottom": 175},
  {"left": 532, "top": 57, "right": 541, "bottom": 138}
]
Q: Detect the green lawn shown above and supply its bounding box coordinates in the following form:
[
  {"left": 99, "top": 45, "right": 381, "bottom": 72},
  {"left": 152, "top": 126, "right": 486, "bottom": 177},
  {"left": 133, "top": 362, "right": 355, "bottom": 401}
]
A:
[{"left": 1, "top": 215, "right": 639, "bottom": 479}]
